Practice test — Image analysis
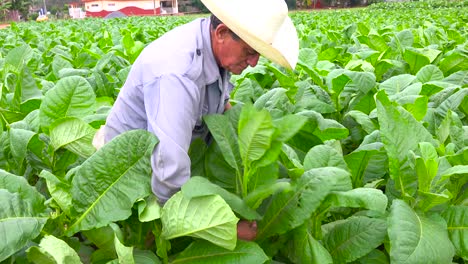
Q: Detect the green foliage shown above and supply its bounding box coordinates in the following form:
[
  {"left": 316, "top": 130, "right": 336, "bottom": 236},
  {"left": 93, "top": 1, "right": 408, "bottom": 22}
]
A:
[{"left": 1, "top": 6, "right": 467, "bottom": 264}]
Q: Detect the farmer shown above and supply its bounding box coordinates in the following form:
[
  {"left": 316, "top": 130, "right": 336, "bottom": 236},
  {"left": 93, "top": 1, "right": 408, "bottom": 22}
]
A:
[{"left": 96, "top": 0, "right": 299, "bottom": 240}]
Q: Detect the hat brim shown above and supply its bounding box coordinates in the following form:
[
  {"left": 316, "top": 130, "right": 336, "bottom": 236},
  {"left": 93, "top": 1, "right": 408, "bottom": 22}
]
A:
[{"left": 203, "top": 2, "right": 299, "bottom": 70}]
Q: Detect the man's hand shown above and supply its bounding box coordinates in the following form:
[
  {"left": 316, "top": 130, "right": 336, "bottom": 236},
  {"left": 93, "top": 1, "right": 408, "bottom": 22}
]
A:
[{"left": 237, "top": 220, "right": 257, "bottom": 241}]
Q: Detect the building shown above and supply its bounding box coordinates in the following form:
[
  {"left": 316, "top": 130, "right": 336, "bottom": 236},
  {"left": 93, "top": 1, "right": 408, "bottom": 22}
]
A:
[
  {"left": 80, "top": 0, "right": 178, "bottom": 18},
  {"left": 69, "top": 2, "right": 87, "bottom": 18}
]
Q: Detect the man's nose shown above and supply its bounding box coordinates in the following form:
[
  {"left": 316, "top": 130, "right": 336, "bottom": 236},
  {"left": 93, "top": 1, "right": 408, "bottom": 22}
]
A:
[{"left": 247, "top": 54, "right": 260, "bottom": 67}]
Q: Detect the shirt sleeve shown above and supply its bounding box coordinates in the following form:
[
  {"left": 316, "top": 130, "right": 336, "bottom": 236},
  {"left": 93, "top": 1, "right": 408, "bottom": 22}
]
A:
[{"left": 143, "top": 74, "right": 200, "bottom": 203}]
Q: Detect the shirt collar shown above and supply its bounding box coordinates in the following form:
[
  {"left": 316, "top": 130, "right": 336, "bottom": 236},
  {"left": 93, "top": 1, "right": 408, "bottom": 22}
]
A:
[{"left": 201, "top": 17, "right": 222, "bottom": 85}]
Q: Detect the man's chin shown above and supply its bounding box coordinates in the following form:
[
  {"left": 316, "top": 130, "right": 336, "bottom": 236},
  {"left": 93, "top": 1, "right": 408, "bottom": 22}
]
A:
[{"left": 229, "top": 66, "right": 247, "bottom": 75}]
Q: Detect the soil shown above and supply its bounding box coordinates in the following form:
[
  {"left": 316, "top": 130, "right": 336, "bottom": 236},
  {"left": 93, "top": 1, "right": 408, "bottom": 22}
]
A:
[{"left": 0, "top": 24, "right": 9, "bottom": 29}]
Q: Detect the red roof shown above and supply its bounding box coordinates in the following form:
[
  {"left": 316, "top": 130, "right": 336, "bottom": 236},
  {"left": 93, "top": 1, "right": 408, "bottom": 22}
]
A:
[{"left": 86, "top": 6, "right": 160, "bottom": 17}]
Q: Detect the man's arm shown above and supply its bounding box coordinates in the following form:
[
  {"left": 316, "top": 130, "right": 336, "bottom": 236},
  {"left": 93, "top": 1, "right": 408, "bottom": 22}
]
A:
[{"left": 143, "top": 74, "right": 200, "bottom": 203}]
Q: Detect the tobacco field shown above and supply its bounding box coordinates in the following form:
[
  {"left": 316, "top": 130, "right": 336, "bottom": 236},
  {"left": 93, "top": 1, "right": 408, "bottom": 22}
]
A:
[{"left": 0, "top": 1, "right": 467, "bottom": 263}]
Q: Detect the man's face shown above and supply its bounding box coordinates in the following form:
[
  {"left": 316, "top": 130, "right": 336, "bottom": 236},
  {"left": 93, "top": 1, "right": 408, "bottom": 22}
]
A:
[{"left": 213, "top": 25, "right": 260, "bottom": 75}]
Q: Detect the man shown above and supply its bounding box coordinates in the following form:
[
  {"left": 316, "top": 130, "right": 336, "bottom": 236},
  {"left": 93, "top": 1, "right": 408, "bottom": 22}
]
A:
[{"left": 99, "top": 0, "right": 299, "bottom": 240}]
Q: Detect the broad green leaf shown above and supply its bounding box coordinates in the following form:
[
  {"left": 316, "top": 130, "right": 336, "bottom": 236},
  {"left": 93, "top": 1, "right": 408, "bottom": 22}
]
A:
[
  {"left": 344, "top": 142, "right": 386, "bottom": 187},
  {"left": 357, "top": 22, "right": 370, "bottom": 35},
  {"left": 392, "top": 29, "right": 414, "bottom": 49},
  {"left": 435, "top": 88, "right": 468, "bottom": 122},
  {"left": 388, "top": 199, "right": 455, "bottom": 264},
  {"left": 204, "top": 142, "right": 237, "bottom": 191},
  {"left": 416, "top": 65, "right": 444, "bottom": 83},
  {"left": 114, "top": 231, "right": 135, "bottom": 264},
  {"left": 244, "top": 180, "right": 291, "bottom": 210},
  {"left": 379, "top": 74, "right": 416, "bottom": 96},
  {"left": 326, "top": 70, "right": 350, "bottom": 95},
  {"left": 162, "top": 192, "right": 238, "bottom": 250},
  {"left": 0, "top": 190, "right": 48, "bottom": 262},
  {"left": 238, "top": 104, "right": 275, "bottom": 164},
  {"left": 181, "top": 176, "right": 261, "bottom": 220},
  {"left": 171, "top": 240, "right": 268, "bottom": 264},
  {"left": 19, "top": 66, "right": 42, "bottom": 102},
  {"left": 319, "top": 47, "right": 340, "bottom": 61},
  {"left": 25, "top": 247, "right": 55, "bottom": 264},
  {"left": 298, "top": 110, "right": 349, "bottom": 141},
  {"left": 326, "top": 188, "right": 388, "bottom": 214},
  {"left": 443, "top": 71, "right": 468, "bottom": 86},
  {"left": 39, "top": 170, "right": 72, "bottom": 215},
  {"left": 374, "top": 59, "right": 405, "bottom": 82},
  {"left": 50, "top": 117, "right": 96, "bottom": 158},
  {"left": 39, "top": 76, "right": 96, "bottom": 133},
  {"left": 232, "top": 78, "right": 263, "bottom": 104},
  {"left": 376, "top": 91, "right": 436, "bottom": 197},
  {"left": 298, "top": 48, "right": 318, "bottom": 67},
  {"left": 299, "top": 63, "right": 325, "bottom": 88},
  {"left": 67, "top": 130, "right": 158, "bottom": 235},
  {"left": 403, "top": 47, "right": 441, "bottom": 74},
  {"left": 439, "top": 51, "right": 468, "bottom": 76},
  {"left": 416, "top": 142, "right": 438, "bottom": 193},
  {"left": 0, "top": 169, "right": 46, "bottom": 211},
  {"left": 345, "top": 110, "right": 377, "bottom": 134},
  {"left": 266, "top": 64, "right": 296, "bottom": 88},
  {"left": 203, "top": 114, "right": 241, "bottom": 172},
  {"left": 442, "top": 205, "right": 468, "bottom": 259},
  {"left": 4, "top": 44, "right": 33, "bottom": 74},
  {"left": 436, "top": 165, "right": 468, "bottom": 189},
  {"left": 304, "top": 144, "right": 348, "bottom": 171},
  {"left": 134, "top": 249, "right": 161, "bottom": 264},
  {"left": 254, "top": 88, "right": 294, "bottom": 118},
  {"left": 368, "top": 34, "right": 388, "bottom": 52},
  {"left": 345, "top": 71, "right": 377, "bottom": 94},
  {"left": 9, "top": 128, "right": 35, "bottom": 165},
  {"left": 58, "top": 68, "right": 91, "bottom": 78},
  {"left": 287, "top": 223, "right": 333, "bottom": 264},
  {"left": 26, "top": 235, "right": 82, "bottom": 264},
  {"left": 257, "top": 167, "right": 351, "bottom": 239},
  {"left": 137, "top": 195, "right": 161, "bottom": 222},
  {"left": 82, "top": 226, "right": 116, "bottom": 257},
  {"left": 52, "top": 56, "right": 74, "bottom": 79},
  {"left": 356, "top": 249, "right": 389, "bottom": 264},
  {"left": 324, "top": 217, "right": 387, "bottom": 263},
  {"left": 279, "top": 144, "right": 304, "bottom": 179},
  {"left": 272, "top": 114, "right": 308, "bottom": 142},
  {"left": 398, "top": 95, "right": 428, "bottom": 121},
  {"left": 417, "top": 190, "right": 452, "bottom": 212}
]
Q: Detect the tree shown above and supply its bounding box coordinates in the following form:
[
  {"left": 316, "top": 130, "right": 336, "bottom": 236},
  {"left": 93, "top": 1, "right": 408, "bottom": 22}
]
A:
[
  {"left": 9, "top": 0, "right": 32, "bottom": 20},
  {"left": 0, "top": 0, "right": 12, "bottom": 21}
]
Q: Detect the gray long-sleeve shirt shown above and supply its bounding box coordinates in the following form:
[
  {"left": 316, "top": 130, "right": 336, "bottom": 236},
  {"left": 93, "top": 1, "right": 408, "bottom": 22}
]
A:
[{"left": 104, "top": 17, "right": 233, "bottom": 203}]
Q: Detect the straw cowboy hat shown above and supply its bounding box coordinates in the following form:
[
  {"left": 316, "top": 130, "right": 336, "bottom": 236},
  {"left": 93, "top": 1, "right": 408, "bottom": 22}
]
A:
[{"left": 201, "top": 0, "right": 299, "bottom": 70}]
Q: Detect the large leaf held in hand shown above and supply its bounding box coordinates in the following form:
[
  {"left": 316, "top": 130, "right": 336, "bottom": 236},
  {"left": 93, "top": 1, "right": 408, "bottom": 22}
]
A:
[
  {"left": 0, "top": 190, "right": 48, "bottom": 262},
  {"left": 182, "top": 176, "right": 260, "bottom": 220},
  {"left": 67, "top": 130, "right": 158, "bottom": 235},
  {"left": 162, "top": 192, "right": 239, "bottom": 250},
  {"left": 388, "top": 199, "right": 455, "bottom": 264},
  {"left": 171, "top": 240, "right": 268, "bottom": 264}
]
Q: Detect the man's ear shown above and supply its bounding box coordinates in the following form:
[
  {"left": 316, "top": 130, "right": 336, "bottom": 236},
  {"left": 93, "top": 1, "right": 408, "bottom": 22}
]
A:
[{"left": 214, "top": 24, "right": 230, "bottom": 43}]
